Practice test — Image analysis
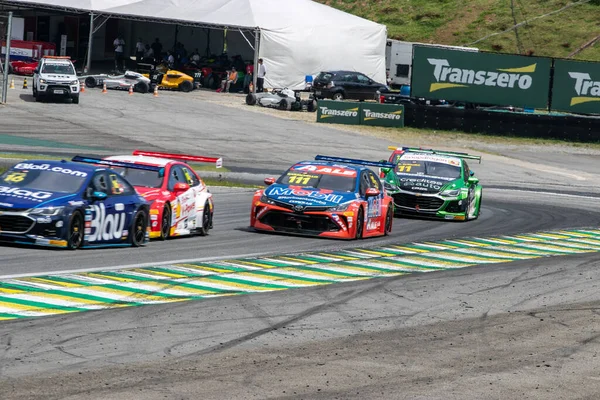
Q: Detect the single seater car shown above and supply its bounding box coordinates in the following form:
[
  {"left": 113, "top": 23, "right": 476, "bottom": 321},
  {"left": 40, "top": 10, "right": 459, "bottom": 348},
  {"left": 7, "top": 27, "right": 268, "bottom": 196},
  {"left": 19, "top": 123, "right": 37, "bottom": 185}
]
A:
[
  {"left": 0, "top": 158, "right": 150, "bottom": 249},
  {"left": 381, "top": 146, "right": 482, "bottom": 221},
  {"left": 251, "top": 155, "right": 394, "bottom": 239},
  {"left": 83, "top": 71, "right": 152, "bottom": 93},
  {"left": 102, "top": 150, "right": 221, "bottom": 239},
  {"left": 246, "top": 88, "right": 317, "bottom": 112},
  {"left": 144, "top": 65, "right": 196, "bottom": 92}
]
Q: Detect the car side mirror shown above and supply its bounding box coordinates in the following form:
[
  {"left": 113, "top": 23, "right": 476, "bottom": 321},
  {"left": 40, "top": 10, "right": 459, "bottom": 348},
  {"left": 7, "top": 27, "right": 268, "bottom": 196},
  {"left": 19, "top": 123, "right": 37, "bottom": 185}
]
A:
[
  {"left": 365, "top": 188, "right": 380, "bottom": 197},
  {"left": 264, "top": 177, "right": 275, "bottom": 186},
  {"left": 468, "top": 177, "right": 479, "bottom": 184},
  {"left": 469, "top": 171, "right": 475, "bottom": 177},
  {"left": 34, "top": 67, "right": 40, "bottom": 74},
  {"left": 380, "top": 167, "right": 391, "bottom": 175},
  {"left": 92, "top": 191, "right": 107, "bottom": 200},
  {"left": 173, "top": 182, "right": 190, "bottom": 192},
  {"left": 368, "top": 79, "right": 373, "bottom": 84}
]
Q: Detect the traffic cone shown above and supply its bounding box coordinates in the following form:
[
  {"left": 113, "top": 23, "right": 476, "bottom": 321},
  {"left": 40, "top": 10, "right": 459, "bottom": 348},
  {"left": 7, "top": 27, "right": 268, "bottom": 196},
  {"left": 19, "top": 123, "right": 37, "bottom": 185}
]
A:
[
  {"left": 22, "top": 78, "right": 28, "bottom": 89},
  {"left": 153, "top": 85, "right": 158, "bottom": 97},
  {"left": 101, "top": 83, "right": 107, "bottom": 93},
  {"left": 80, "top": 81, "right": 85, "bottom": 93},
  {"left": 9, "top": 78, "right": 15, "bottom": 89},
  {"left": 128, "top": 84, "right": 134, "bottom": 95}
]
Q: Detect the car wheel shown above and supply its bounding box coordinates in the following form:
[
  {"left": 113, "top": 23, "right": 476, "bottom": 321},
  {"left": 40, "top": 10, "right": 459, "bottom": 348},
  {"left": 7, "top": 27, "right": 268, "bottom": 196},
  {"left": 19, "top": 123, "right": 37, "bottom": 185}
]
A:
[
  {"left": 66, "top": 211, "right": 84, "bottom": 250},
  {"left": 179, "top": 80, "right": 193, "bottom": 92},
  {"left": 306, "top": 99, "right": 317, "bottom": 112},
  {"left": 85, "top": 76, "right": 97, "bottom": 88},
  {"left": 159, "top": 205, "right": 171, "bottom": 241},
  {"left": 332, "top": 92, "right": 344, "bottom": 101},
  {"left": 278, "top": 98, "right": 292, "bottom": 111},
  {"left": 72, "top": 95, "right": 79, "bottom": 104},
  {"left": 197, "top": 201, "right": 212, "bottom": 236},
  {"left": 355, "top": 207, "right": 364, "bottom": 239},
  {"left": 130, "top": 209, "right": 148, "bottom": 247},
  {"left": 134, "top": 81, "right": 149, "bottom": 93},
  {"left": 472, "top": 191, "right": 482, "bottom": 220},
  {"left": 384, "top": 206, "right": 393, "bottom": 235},
  {"left": 207, "top": 76, "right": 216, "bottom": 89},
  {"left": 246, "top": 93, "right": 257, "bottom": 105}
]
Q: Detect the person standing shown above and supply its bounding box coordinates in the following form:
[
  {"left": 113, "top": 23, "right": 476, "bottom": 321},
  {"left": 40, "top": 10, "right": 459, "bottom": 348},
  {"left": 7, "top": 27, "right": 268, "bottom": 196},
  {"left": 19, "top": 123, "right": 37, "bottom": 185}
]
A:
[
  {"left": 135, "top": 38, "right": 145, "bottom": 64},
  {"left": 151, "top": 38, "right": 163, "bottom": 63},
  {"left": 113, "top": 34, "right": 125, "bottom": 71},
  {"left": 256, "top": 58, "right": 266, "bottom": 92}
]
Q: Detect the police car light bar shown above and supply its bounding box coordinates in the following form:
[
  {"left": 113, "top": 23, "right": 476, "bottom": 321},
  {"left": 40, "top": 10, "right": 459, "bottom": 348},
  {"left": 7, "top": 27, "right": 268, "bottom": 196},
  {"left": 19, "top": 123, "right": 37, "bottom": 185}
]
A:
[
  {"left": 315, "top": 155, "right": 394, "bottom": 169},
  {"left": 132, "top": 150, "right": 223, "bottom": 168},
  {"left": 387, "top": 146, "right": 481, "bottom": 163},
  {"left": 72, "top": 156, "right": 163, "bottom": 172}
]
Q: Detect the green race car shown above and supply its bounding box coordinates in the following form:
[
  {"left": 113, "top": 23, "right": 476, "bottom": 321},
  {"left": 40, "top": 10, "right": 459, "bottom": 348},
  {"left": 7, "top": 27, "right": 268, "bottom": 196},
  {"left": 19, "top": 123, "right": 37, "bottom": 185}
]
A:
[{"left": 380, "top": 147, "right": 482, "bottom": 221}]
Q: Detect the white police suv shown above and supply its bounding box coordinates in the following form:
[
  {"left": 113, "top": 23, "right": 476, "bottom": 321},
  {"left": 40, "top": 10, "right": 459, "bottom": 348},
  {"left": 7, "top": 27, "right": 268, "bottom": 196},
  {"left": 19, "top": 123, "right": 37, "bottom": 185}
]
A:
[{"left": 33, "top": 56, "right": 80, "bottom": 104}]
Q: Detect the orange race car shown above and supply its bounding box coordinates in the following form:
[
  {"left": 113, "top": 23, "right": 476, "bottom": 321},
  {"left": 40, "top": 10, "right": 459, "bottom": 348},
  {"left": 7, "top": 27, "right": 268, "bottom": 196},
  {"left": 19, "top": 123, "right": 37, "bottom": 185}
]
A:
[{"left": 251, "top": 155, "right": 395, "bottom": 239}]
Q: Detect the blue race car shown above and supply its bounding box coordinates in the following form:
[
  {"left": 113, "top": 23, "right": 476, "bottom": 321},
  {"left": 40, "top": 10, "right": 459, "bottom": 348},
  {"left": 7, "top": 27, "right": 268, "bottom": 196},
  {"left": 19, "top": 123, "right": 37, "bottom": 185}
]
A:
[{"left": 0, "top": 157, "right": 152, "bottom": 249}]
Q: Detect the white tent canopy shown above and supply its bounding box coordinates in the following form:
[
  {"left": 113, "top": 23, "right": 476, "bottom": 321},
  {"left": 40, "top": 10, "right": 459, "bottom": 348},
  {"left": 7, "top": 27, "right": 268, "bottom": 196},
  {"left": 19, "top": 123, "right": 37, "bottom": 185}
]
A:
[{"left": 2, "top": 0, "right": 387, "bottom": 89}]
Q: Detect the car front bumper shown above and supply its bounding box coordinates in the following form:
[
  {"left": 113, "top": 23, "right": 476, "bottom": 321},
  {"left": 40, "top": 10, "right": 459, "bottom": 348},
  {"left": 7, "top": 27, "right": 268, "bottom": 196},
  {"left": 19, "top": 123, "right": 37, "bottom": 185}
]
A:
[{"left": 390, "top": 191, "right": 468, "bottom": 221}]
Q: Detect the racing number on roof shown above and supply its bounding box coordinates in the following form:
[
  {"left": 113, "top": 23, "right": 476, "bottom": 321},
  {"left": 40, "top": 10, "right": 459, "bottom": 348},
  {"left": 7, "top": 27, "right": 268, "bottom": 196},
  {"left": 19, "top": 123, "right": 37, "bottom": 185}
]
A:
[{"left": 4, "top": 172, "right": 26, "bottom": 183}]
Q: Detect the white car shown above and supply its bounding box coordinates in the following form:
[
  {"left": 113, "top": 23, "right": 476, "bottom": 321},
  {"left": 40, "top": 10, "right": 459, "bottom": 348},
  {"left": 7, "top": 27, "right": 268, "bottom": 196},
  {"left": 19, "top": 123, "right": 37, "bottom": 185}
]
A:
[
  {"left": 83, "top": 71, "right": 152, "bottom": 93},
  {"left": 33, "top": 56, "right": 80, "bottom": 103}
]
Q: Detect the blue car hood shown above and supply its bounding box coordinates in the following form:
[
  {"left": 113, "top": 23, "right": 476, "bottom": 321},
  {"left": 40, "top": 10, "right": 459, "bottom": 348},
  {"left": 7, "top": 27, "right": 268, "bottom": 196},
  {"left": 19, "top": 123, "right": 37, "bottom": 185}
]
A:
[
  {"left": 0, "top": 185, "right": 77, "bottom": 209},
  {"left": 264, "top": 184, "right": 357, "bottom": 208}
]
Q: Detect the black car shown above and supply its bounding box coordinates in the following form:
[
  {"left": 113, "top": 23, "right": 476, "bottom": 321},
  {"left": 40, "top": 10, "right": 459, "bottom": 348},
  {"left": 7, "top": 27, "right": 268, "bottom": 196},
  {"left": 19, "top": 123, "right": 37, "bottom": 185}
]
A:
[{"left": 312, "top": 70, "right": 388, "bottom": 101}]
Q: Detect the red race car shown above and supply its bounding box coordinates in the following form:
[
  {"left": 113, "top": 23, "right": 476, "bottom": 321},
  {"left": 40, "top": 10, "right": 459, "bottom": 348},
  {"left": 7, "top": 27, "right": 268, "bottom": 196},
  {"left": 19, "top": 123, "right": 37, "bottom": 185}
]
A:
[
  {"left": 103, "top": 150, "right": 222, "bottom": 239},
  {"left": 10, "top": 59, "right": 39, "bottom": 75},
  {"left": 251, "top": 155, "right": 395, "bottom": 239}
]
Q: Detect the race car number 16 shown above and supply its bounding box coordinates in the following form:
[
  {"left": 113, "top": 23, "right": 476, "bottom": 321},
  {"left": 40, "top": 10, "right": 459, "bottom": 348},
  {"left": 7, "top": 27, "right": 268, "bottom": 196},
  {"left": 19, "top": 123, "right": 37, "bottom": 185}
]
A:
[{"left": 4, "top": 172, "right": 26, "bottom": 183}]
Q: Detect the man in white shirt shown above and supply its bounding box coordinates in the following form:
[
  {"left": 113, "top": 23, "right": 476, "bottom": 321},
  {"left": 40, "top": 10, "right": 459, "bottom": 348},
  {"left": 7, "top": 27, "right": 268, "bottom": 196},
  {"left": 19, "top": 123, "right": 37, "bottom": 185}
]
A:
[
  {"left": 135, "top": 38, "right": 145, "bottom": 64},
  {"left": 257, "top": 58, "right": 266, "bottom": 92},
  {"left": 113, "top": 35, "right": 125, "bottom": 71}
]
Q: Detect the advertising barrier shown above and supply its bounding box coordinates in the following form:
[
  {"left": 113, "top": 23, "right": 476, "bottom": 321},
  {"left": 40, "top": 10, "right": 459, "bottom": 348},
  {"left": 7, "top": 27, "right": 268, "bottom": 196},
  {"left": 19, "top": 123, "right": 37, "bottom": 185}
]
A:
[
  {"left": 411, "top": 46, "right": 552, "bottom": 109},
  {"left": 316, "top": 101, "right": 405, "bottom": 127},
  {"left": 551, "top": 59, "right": 600, "bottom": 115},
  {"left": 316, "top": 100, "right": 361, "bottom": 125},
  {"left": 360, "top": 103, "right": 404, "bottom": 127}
]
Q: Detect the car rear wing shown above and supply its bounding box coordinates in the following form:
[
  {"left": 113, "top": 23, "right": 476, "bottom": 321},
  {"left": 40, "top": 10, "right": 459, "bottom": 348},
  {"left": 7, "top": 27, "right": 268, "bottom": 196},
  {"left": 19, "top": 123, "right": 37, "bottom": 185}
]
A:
[
  {"left": 388, "top": 146, "right": 481, "bottom": 163},
  {"left": 72, "top": 156, "right": 163, "bottom": 172},
  {"left": 315, "top": 155, "right": 394, "bottom": 169},
  {"left": 132, "top": 150, "right": 223, "bottom": 168}
]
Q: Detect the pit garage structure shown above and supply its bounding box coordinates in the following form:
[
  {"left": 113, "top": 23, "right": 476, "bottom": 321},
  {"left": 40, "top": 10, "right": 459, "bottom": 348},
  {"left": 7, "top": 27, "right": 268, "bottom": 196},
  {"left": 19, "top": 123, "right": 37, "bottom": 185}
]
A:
[{"left": 0, "top": 0, "right": 387, "bottom": 91}]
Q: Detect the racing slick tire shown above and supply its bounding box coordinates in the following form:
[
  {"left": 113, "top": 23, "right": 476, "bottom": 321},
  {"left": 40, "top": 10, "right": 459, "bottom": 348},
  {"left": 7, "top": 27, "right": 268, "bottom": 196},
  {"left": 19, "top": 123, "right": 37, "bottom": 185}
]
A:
[
  {"left": 85, "top": 76, "right": 98, "bottom": 88},
  {"left": 130, "top": 209, "right": 148, "bottom": 247},
  {"left": 197, "top": 201, "right": 212, "bottom": 236},
  {"left": 159, "top": 205, "right": 171, "bottom": 241},
  {"left": 384, "top": 206, "right": 393, "bottom": 236},
  {"left": 278, "top": 98, "right": 292, "bottom": 111},
  {"left": 332, "top": 92, "right": 345, "bottom": 101},
  {"left": 178, "top": 80, "right": 193, "bottom": 92},
  {"left": 72, "top": 94, "right": 79, "bottom": 104},
  {"left": 207, "top": 76, "right": 216, "bottom": 90},
  {"left": 246, "top": 93, "right": 257, "bottom": 105},
  {"left": 134, "top": 81, "right": 149, "bottom": 93},
  {"left": 355, "top": 207, "right": 364, "bottom": 240},
  {"left": 469, "top": 192, "right": 482, "bottom": 221},
  {"left": 66, "top": 211, "right": 84, "bottom": 250},
  {"left": 306, "top": 99, "right": 317, "bottom": 112}
]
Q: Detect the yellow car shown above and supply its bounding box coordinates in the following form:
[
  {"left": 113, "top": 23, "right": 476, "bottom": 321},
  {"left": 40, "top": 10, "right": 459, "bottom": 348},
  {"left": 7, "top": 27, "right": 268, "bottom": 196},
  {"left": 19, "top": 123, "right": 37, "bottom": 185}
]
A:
[{"left": 143, "top": 67, "right": 195, "bottom": 92}]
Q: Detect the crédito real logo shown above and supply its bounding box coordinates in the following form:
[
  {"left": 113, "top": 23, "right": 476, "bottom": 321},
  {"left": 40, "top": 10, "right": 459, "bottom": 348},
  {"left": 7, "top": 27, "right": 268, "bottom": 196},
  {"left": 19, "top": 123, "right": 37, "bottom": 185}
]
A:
[
  {"left": 319, "top": 106, "right": 359, "bottom": 119},
  {"left": 426, "top": 58, "right": 537, "bottom": 93},
  {"left": 268, "top": 187, "right": 344, "bottom": 204},
  {"left": 568, "top": 72, "right": 600, "bottom": 106},
  {"left": 362, "top": 109, "right": 402, "bottom": 121},
  {"left": 14, "top": 163, "right": 88, "bottom": 177}
]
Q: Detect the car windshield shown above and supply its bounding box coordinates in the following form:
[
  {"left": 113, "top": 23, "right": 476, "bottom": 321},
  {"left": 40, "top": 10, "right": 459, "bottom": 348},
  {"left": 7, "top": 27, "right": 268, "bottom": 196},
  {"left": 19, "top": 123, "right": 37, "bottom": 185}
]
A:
[
  {"left": 0, "top": 167, "right": 87, "bottom": 193},
  {"left": 113, "top": 167, "right": 163, "bottom": 188},
  {"left": 394, "top": 159, "right": 461, "bottom": 179},
  {"left": 277, "top": 171, "right": 356, "bottom": 192},
  {"left": 41, "top": 63, "right": 75, "bottom": 75}
]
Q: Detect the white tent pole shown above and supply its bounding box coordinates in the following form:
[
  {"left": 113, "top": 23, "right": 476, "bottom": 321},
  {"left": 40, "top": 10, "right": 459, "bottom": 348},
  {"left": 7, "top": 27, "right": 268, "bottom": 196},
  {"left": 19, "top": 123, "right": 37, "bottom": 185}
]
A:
[
  {"left": 85, "top": 12, "right": 93, "bottom": 74},
  {"left": 1, "top": 11, "right": 13, "bottom": 104},
  {"left": 252, "top": 27, "right": 259, "bottom": 93}
]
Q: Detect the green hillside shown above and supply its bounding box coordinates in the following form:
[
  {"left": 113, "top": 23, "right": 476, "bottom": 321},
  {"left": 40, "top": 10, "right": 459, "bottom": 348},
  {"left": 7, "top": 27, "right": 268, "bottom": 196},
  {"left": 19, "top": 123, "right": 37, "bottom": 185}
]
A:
[{"left": 317, "top": 0, "right": 600, "bottom": 60}]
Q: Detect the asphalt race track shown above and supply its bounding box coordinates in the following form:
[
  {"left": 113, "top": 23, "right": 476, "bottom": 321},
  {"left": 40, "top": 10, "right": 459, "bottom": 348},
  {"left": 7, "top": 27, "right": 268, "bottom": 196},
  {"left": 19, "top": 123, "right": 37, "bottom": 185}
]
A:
[{"left": 1, "top": 85, "right": 600, "bottom": 399}]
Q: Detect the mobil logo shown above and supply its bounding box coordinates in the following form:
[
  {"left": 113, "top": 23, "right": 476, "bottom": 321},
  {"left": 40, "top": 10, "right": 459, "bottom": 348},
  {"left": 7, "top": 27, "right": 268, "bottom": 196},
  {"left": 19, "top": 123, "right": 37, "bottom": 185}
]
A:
[{"left": 87, "top": 203, "right": 126, "bottom": 242}]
